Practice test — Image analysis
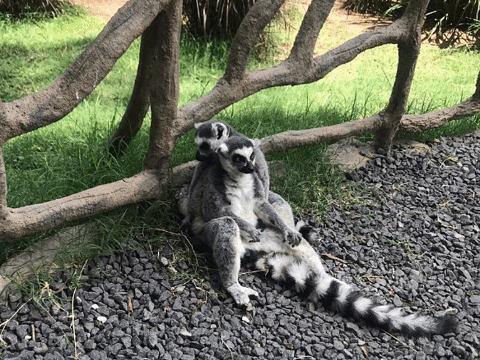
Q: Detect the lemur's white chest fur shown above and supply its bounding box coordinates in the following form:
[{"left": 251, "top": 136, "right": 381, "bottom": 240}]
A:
[{"left": 224, "top": 173, "right": 257, "bottom": 224}]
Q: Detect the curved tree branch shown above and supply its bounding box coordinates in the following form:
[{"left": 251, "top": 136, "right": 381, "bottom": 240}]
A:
[
  {"left": 0, "top": 0, "right": 169, "bottom": 145},
  {"left": 224, "top": 0, "right": 287, "bottom": 83},
  {"left": 178, "top": 11, "right": 408, "bottom": 131},
  {"left": 287, "top": 0, "right": 336, "bottom": 66},
  {"left": 0, "top": 170, "right": 162, "bottom": 240}
]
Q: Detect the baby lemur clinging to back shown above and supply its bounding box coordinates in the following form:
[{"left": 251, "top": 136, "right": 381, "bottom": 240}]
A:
[
  {"left": 193, "top": 120, "right": 269, "bottom": 197},
  {"left": 183, "top": 120, "right": 270, "bottom": 229}
]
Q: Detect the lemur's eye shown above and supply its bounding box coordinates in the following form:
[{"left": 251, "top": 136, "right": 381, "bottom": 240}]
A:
[
  {"left": 199, "top": 143, "right": 210, "bottom": 152},
  {"left": 232, "top": 155, "right": 244, "bottom": 163},
  {"left": 250, "top": 153, "right": 255, "bottom": 161}
]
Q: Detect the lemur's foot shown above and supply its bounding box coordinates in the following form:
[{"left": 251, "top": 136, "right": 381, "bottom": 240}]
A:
[{"left": 227, "top": 283, "right": 258, "bottom": 308}]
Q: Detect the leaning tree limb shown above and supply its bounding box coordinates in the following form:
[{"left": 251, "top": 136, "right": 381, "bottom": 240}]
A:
[
  {"left": 225, "top": 0, "right": 287, "bottom": 82},
  {"left": 399, "top": 70, "right": 480, "bottom": 132},
  {"left": 0, "top": 0, "right": 169, "bottom": 146},
  {"left": 0, "top": 170, "right": 161, "bottom": 239}
]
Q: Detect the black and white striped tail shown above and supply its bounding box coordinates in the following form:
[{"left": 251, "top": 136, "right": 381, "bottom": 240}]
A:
[
  {"left": 295, "top": 220, "right": 318, "bottom": 245},
  {"left": 243, "top": 250, "right": 457, "bottom": 337}
]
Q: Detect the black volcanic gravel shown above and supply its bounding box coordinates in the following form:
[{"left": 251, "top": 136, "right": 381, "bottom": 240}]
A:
[{"left": 1, "top": 132, "right": 479, "bottom": 359}]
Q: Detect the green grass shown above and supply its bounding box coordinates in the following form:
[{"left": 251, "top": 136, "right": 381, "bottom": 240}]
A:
[{"left": 0, "top": 6, "right": 479, "bottom": 266}]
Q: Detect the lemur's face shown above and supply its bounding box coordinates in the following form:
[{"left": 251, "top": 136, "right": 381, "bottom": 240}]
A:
[
  {"left": 194, "top": 122, "right": 229, "bottom": 161},
  {"left": 216, "top": 137, "right": 257, "bottom": 175}
]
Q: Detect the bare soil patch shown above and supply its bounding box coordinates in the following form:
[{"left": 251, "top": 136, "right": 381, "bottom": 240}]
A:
[{"left": 70, "top": 0, "right": 129, "bottom": 21}]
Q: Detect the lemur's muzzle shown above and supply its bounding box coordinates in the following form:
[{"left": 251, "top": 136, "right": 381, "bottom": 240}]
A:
[
  {"left": 241, "top": 162, "right": 255, "bottom": 174},
  {"left": 196, "top": 151, "right": 208, "bottom": 161}
]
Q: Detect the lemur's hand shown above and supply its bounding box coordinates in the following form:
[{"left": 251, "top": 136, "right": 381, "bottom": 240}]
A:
[
  {"left": 283, "top": 228, "right": 303, "bottom": 247},
  {"left": 248, "top": 228, "right": 262, "bottom": 243}
]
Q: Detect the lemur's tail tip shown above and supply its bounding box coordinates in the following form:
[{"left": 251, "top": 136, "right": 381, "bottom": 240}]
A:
[{"left": 436, "top": 314, "right": 458, "bottom": 335}]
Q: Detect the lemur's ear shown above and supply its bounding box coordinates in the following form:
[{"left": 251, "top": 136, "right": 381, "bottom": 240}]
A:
[
  {"left": 216, "top": 143, "right": 228, "bottom": 157},
  {"left": 194, "top": 122, "right": 204, "bottom": 129},
  {"left": 212, "top": 123, "right": 230, "bottom": 140},
  {"left": 252, "top": 139, "right": 261, "bottom": 149}
]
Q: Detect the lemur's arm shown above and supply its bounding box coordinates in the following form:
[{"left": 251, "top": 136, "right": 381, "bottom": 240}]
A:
[
  {"left": 219, "top": 211, "right": 262, "bottom": 243},
  {"left": 252, "top": 177, "right": 302, "bottom": 246},
  {"left": 254, "top": 200, "right": 303, "bottom": 246}
]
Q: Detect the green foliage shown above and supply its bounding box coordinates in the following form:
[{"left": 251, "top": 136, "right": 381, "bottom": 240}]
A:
[
  {"left": 182, "top": 0, "right": 257, "bottom": 38},
  {"left": 0, "top": 0, "right": 81, "bottom": 20},
  {"left": 344, "top": 0, "right": 480, "bottom": 47}
]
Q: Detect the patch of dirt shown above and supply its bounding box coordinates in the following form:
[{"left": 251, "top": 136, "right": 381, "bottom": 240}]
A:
[
  {"left": 70, "top": 0, "right": 129, "bottom": 21},
  {"left": 73, "top": 0, "right": 384, "bottom": 33}
]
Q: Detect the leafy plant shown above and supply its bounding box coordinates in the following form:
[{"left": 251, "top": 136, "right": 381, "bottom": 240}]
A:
[
  {"left": 0, "top": 0, "right": 76, "bottom": 20},
  {"left": 183, "top": 0, "right": 257, "bottom": 38},
  {"left": 343, "top": 0, "right": 480, "bottom": 48}
]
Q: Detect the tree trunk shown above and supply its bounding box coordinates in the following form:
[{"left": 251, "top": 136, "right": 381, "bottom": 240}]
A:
[
  {"left": 108, "top": 27, "right": 155, "bottom": 156},
  {"left": 373, "top": 0, "right": 428, "bottom": 151},
  {"left": 0, "top": 100, "right": 7, "bottom": 223},
  {"left": 144, "top": 0, "right": 183, "bottom": 171}
]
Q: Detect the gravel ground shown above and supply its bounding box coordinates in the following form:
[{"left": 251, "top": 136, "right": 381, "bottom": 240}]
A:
[{"left": 1, "top": 132, "right": 479, "bottom": 360}]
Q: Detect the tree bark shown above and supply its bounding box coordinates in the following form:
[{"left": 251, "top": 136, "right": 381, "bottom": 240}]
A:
[
  {"left": 0, "top": 170, "right": 161, "bottom": 240},
  {"left": 0, "top": 100, "right": 7, "bottom": 222},
  {"left": 108, "top": 26, "right": 155, "bottom": 156},
  {"left": 374, "top": 0, "right": 428, "bottom": 151},
  {"left": 287, "top": 0, "right": 336, "bottom": 66},
  {"left": 145, "top": 0, "right": 183, "bottom": 171},
  {"left": 225, "top": 0, "right": 287, "bottom": 83},
  {"left": 177, "top": 3, "right": 419, "bottom": 133}
]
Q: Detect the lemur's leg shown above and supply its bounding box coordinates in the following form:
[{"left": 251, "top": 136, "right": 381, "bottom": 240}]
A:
[{"left": 203, "top": 217, "right": 259, "bottom": 307}]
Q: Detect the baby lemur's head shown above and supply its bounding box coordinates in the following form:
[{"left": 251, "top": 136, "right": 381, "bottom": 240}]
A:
[
  {"left": 194, "top": 120, "right": 232, "bottom": 161},
  {"left": 216, "top": 136, "right": 261, "bottom": 176}
]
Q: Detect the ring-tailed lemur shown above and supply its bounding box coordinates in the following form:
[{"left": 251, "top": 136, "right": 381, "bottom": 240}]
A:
[
  {"left": 183, "top": 119, "right": 271, "bottom": 228},
  {"left": 178, "top": 135, "right": 457, "bottom": 337},
  {"left": 194, "top": 120, "right": 269, "bottom": 198}
]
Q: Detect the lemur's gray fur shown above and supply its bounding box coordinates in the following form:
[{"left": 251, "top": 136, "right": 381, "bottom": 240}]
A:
[
  {"left": 183, "top": 119, "right": 270, "bottom": 228},
  {"left": 193, "top": 120, "right": 269, "bottom": 198},
  {"left": 178, "top": 135, "right": 457, "bottom": 337}
]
